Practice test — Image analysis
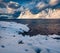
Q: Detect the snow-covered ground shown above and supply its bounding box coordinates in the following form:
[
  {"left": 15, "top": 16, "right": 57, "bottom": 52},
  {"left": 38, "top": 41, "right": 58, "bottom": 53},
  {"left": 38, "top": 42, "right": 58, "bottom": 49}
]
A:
[{"left": 0, "top": 21, "right": 60, "bottom": 53}]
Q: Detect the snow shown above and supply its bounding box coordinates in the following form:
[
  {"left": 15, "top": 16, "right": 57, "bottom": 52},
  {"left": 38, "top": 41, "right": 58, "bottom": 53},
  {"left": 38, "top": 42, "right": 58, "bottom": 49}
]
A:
[
  {"left": 0, "top": 21, "right": 60, "bottom": 53},
  {"left": 0, "top": 21, "right": 29, "bottom": 33}
]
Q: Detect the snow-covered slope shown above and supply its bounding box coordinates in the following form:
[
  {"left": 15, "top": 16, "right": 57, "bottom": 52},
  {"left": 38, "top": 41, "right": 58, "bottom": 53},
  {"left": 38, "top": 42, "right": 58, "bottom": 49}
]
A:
[{"left": 0, "top": 21, "right": 60, "bottom": 53}]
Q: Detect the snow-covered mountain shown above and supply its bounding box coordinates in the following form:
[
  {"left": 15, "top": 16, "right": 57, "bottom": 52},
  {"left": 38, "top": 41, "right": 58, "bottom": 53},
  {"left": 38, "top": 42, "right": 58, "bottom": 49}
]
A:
[
  {"left": 0, "top": 0, "right": 60, "bottom": 19},
  {"left": 0, "top": 21, "right": 60, "bottom": 53}
]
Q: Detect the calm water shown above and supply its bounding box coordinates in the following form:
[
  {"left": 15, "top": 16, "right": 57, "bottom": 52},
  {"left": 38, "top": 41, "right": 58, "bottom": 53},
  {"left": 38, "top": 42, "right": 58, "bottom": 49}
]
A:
[{"left": 0, "top": 19, "right": 60, "bottom": 35}]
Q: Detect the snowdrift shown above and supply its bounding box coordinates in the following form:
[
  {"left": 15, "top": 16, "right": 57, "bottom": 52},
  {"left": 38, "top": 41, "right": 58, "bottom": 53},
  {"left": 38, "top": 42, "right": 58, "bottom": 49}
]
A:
[{"left": 0, "top": 21, "right": 60, "bottom": 53}]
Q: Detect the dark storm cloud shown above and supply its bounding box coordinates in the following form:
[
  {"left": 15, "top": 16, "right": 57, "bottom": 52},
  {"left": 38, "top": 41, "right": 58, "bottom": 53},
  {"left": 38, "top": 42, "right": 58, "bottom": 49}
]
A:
[
  {"left": 0, "top": 0, "right": 21, "bottom": 19},
  {"left": 0, "top": 0, "right": 60, "bottom": 19},
  {"left": 8, "top": 2, "right": 21, "bottom": 9},
  {"left": 0, "top": 3, "right": 6, "bottom": 8},
  {"left": 2, "top": 0, "right": 10, "bottom": 3},
  {"left": 29, "top": 0, "right": 60, "bottom": 14}
]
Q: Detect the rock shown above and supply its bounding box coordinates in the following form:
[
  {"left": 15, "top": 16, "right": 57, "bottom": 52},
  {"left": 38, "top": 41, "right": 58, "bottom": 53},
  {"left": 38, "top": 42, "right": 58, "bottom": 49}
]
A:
[
  {"left": 18, "top": 40, "right": 24, "bottom": 44},
  {"left": 1, "top": 45, "right": 5, "bottom": 48}
]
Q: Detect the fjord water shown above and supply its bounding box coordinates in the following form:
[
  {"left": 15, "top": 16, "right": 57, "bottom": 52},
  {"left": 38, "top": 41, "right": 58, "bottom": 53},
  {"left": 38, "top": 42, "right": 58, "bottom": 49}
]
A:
[{"left": 0, "top": 19, "right": 60, "bottom": 35}]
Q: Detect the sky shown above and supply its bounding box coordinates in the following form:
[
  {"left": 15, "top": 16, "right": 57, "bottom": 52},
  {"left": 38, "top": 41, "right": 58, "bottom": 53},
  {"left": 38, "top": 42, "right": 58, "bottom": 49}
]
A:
[{"left": 0, "top": 0, "right": 60, "bottom": 19}]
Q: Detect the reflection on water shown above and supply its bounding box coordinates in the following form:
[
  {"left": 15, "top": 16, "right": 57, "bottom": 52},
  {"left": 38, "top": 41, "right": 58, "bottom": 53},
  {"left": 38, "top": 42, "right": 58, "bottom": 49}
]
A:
[{"left": 0, "top": 19, "right": 60, "bottom": 35}]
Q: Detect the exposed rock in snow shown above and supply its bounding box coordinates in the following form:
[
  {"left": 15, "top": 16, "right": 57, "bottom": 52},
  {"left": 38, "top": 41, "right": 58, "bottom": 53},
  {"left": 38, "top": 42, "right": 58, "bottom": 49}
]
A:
[{"left": 0, "top": 21, "right": 60, "bottom": 53}]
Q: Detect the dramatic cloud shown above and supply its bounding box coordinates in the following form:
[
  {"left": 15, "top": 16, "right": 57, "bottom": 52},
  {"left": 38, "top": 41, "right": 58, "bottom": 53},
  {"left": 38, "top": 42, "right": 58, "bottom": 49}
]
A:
[
  {"left": 0, "top": 1, "right": 21, "bottom": 19},
  {"left": 0, "top": 0, "right": 60, "bottom": 19},
  {"left": 18, "top": 0, "right": 60, "bottom": 19},
  {"left": 49, "top": 0, "right": 59, "bottom": 6}
]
